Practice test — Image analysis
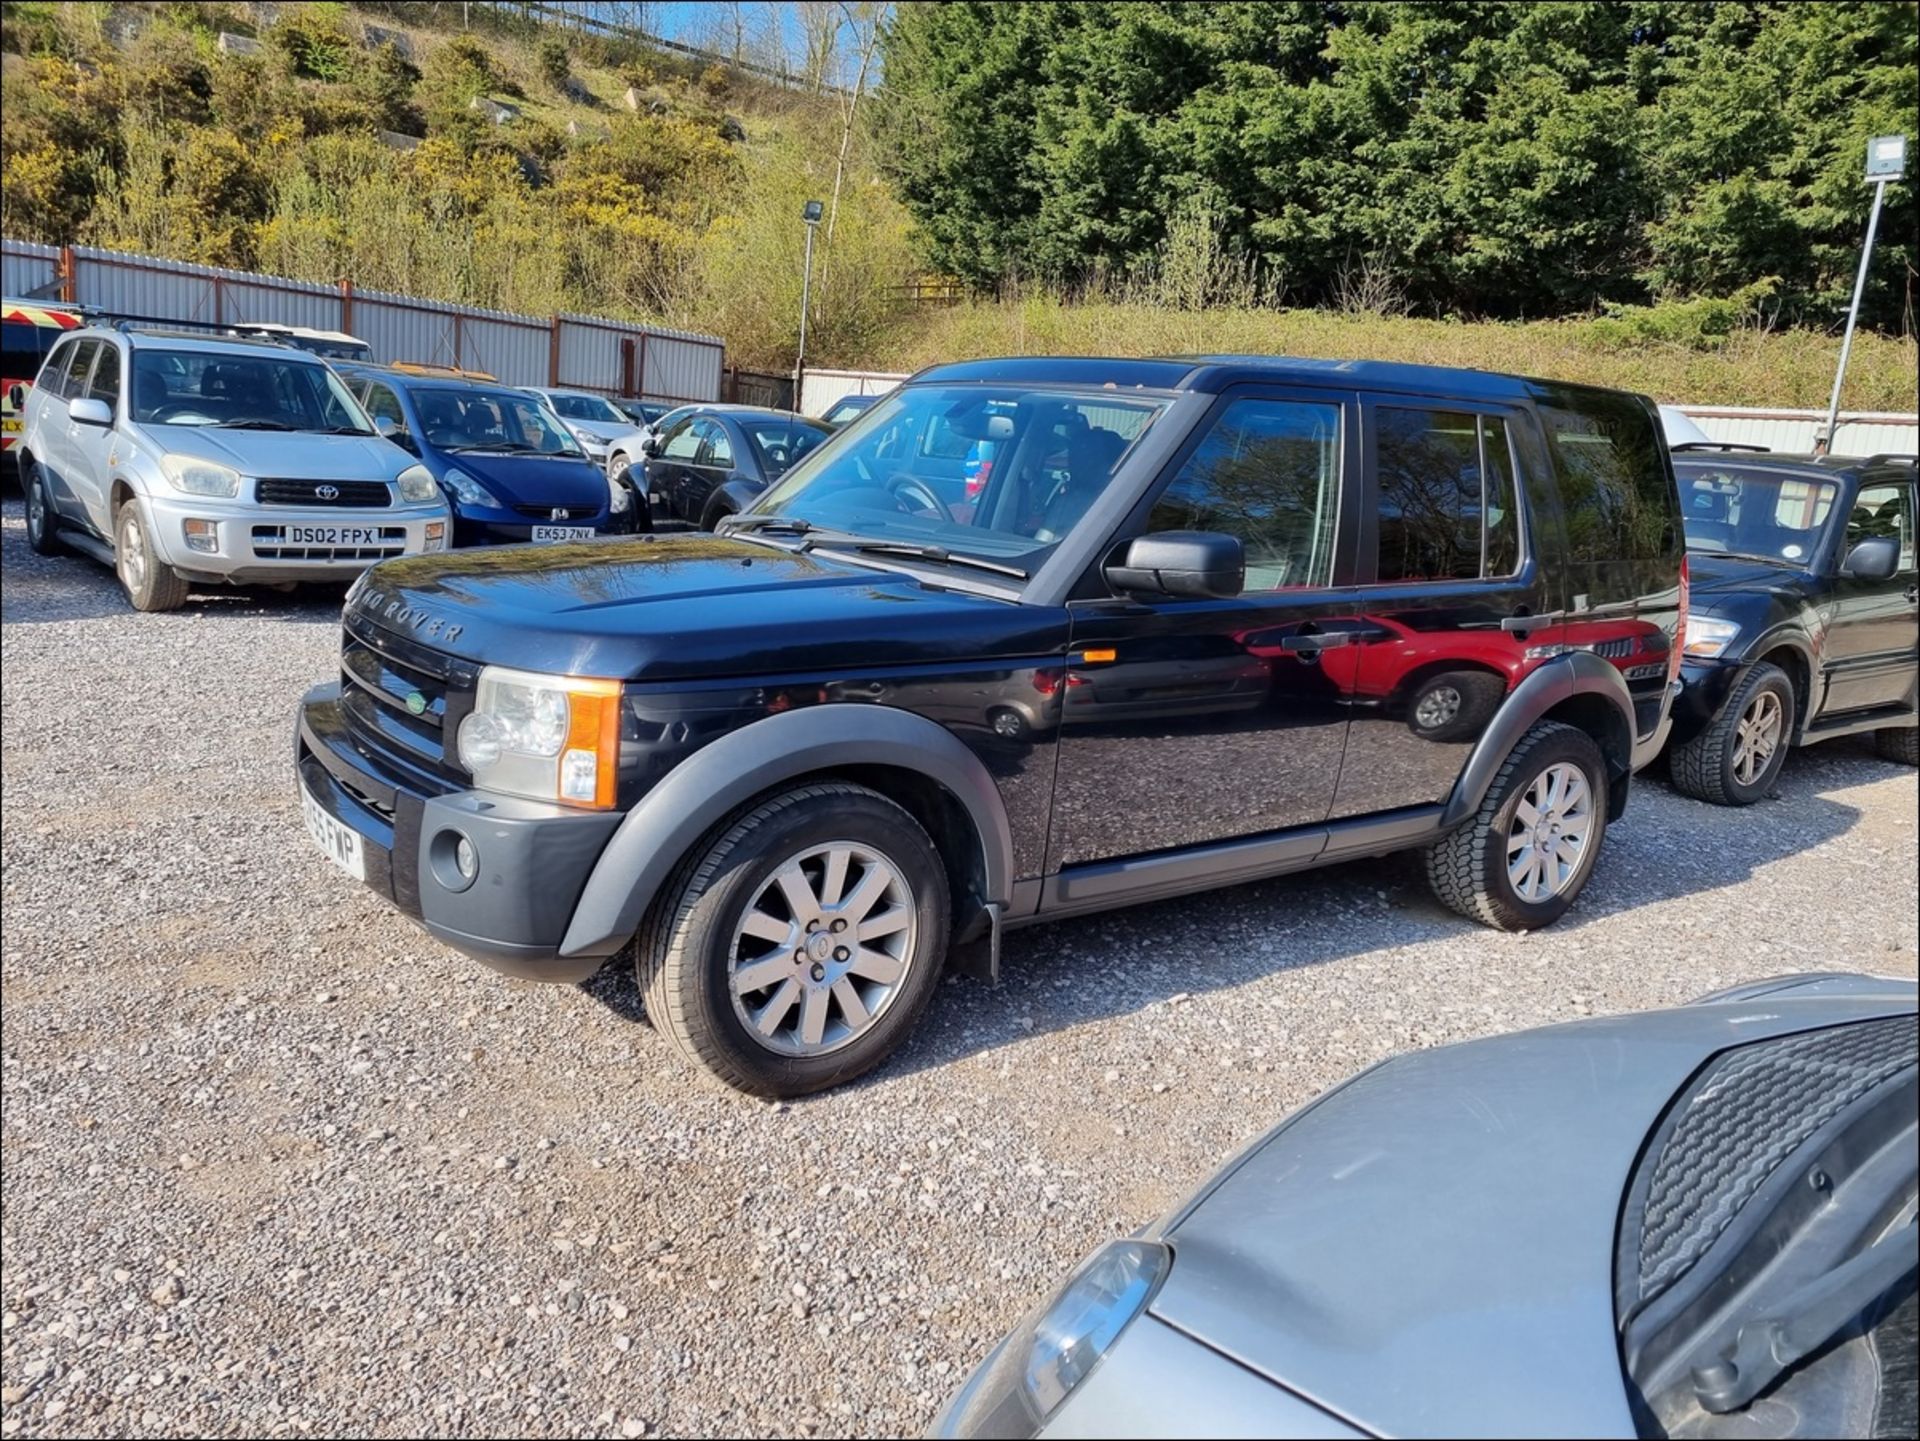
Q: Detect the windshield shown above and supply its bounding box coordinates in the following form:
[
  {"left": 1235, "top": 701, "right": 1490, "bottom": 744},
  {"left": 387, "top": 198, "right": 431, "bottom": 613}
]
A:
[
  {"left": 744, "top": 419, "right": 829, "bottom": 478},
  {"left": 130, "top": 349, "right": 372, "bottom": 432},
  {"left": 550, "top": 392, "right": 626, "bottom": 425},
  {"left": 1678, "top": 463, "right": 1841, "bottom": 564},
  {"left": 414, "top": 388, "right": 585, "bottom": 456},
  {"left": 750, "top": 385, "right": 1168, "bottom": 570}
]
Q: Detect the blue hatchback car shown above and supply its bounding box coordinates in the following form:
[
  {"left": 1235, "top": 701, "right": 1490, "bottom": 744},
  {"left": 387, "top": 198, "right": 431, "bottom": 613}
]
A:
[{"left": 336, "top": 365, "right": 636, "bottom": 546}]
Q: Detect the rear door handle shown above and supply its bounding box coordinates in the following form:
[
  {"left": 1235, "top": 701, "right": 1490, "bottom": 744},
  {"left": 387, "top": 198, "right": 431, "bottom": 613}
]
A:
[
  {"left": 1501, "top": 610, "right": 1567, "bottom": 632},
  {"left": 1277, "top": 631, "right": 1354, "bottom": 652}
]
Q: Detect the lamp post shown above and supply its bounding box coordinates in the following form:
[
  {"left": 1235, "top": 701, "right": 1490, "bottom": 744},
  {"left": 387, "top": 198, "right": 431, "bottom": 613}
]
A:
[
  {"left": 1820, "top": 134, "right": 1907, "bottom": 455},
  {"left": 794, "top": 199, "right": 824, "bottom": 412}
]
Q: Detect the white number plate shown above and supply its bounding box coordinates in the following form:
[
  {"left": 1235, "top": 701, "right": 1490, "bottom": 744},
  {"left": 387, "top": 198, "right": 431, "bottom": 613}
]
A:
[
  {"left": 285, "top": 524, "right": 382, "bottom": 546},
  {"left": 302, "top": 786, "right": 366, "bottom": 881},
  {"left": 532, "top": 525, "right": 595, "bottom": 543}
]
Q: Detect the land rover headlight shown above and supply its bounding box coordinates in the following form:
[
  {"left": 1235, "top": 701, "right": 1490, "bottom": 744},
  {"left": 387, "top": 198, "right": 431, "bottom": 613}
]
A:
[
  {"left": 457, "top": 666, "right": 622, "bottom": 809},
  {"left": 1682, "top": 616, "right": 1741, "bottom": 659},
  {"left": 160, "top": 454, "right": 241, "bottom": 498},
  {"left": 395, "top": 464, "right": 440, "bottom": 504}
]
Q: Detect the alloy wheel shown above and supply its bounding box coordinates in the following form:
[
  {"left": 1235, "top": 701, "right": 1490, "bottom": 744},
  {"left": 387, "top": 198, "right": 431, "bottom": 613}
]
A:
[
  {"left": 26, "top": 468, "right": 46, "bottom": 541},
  {"left": 1505, "top": 761, "right": 1595, "bottom": 903},
  {"left": 119, "top": 511, "right": 146, "bottom": 591},
  {"left": 726, "top": 841, "right": 918, "bottom": 1057},
  {"left": 1732, "top": 691, "right": 1783, "bottom": 787},
  {"left": 1415, "top": 685, "right": 1463, "bottom": 731}
]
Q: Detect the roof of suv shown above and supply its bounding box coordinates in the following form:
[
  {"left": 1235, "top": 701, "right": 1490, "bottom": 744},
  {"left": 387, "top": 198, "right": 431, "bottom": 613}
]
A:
[
  {"left": 335, "top": 363, "right": 515, "bottom": 395},
  {"left": 89, "top": 326, "right": 318, "bottom": 361},
  {"left": 908, "top": 354, "right": 1633, "bottom": 403},
  {"left": 1674, "top": 452, "right": 1918, "bottom": 482}
]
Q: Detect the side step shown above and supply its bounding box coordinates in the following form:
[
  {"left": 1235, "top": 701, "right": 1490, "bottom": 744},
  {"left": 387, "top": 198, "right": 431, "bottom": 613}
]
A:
[
  {"left": 58, "top": 529, "right": 117, "bottom": 569},
  {"left": 1801, "top": 705, "right": 1917, "bottom": 744}
]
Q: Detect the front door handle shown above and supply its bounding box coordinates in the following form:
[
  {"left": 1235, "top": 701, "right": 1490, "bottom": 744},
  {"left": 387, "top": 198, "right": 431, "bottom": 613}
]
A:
[
  {"left": 1500, "top": 610, "right": 1568, "bottom": 633},
  {"left": 1277, "top": 631, "right": 1354, "bottom": 652}
]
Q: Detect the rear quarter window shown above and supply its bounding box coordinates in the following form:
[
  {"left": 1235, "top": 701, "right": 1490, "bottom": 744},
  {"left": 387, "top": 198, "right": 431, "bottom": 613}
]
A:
[{"left": 1538, "top": 391, "right": 1680, "bottom": 565}]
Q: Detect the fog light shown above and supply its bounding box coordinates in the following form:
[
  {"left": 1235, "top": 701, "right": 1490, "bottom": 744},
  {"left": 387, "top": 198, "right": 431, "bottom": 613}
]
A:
[
  {"left": 425, "top": 521, "right": 447, "bottom": 552},
  {"left": 559, "top": 748, "right": 598, "bottom": 803},
  {"left": 183, "top": 518, "right": 218, "bottom": 553},
  {"left": 455, "top": 836, "right": 477, "bottom": 879}
]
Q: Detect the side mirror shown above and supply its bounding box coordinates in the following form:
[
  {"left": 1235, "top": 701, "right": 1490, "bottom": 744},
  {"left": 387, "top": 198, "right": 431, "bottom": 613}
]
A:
[
  {"left": 374, "top": 416, "right": 400, "bottom": 438},
  {"left": 1841, "top": 536, "right": 1901, "bottom": 581},
  {"left": 639, "top": 433, "right": 660, "bottom": 457},
  {"left": 69, "top": 397, "right": 113, "bottom": 428},
  {"left": 1104, "top": 531, "right": 1245, "bottom": 600},
  {"left": 6, "top": 384, "right": 23, "bottom": 410}
]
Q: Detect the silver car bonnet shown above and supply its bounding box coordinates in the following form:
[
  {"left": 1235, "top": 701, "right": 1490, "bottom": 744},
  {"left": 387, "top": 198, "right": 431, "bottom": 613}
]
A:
[
  {"left": 134, "top": 425, "right": 412, "bottom": 482},
  {"left": 1149, "top": 981, "right": 1918, "bottom": 1439}
]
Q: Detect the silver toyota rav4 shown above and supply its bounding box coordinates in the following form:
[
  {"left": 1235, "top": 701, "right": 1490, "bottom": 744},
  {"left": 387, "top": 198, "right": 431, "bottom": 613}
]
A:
[{"left": 16, "top": 326, "right": 449, "bottom": 611}]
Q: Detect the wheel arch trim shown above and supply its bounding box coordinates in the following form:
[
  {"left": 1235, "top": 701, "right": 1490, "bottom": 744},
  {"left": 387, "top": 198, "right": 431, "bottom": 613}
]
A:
[
  {"left": 558, "top": 704, "right": 1015, "bottom": 959},
  {"left": 1440, "top": 652, "right": 1636, "bottom": 828}
]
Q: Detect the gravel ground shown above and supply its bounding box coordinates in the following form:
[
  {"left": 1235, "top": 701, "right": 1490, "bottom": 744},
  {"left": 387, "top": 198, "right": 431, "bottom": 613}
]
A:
[{"left": 3, "top": 493, "right": 1916, "bottom": 1439}]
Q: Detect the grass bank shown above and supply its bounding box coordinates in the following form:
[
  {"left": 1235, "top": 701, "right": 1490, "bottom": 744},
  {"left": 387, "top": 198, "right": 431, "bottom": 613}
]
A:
[{"left": 869, "top": 300, "right": 1919, "bottom": 411}]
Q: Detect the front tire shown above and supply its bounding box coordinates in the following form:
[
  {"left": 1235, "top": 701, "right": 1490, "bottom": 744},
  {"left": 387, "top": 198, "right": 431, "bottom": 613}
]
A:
[
  {"left": 24, "top": 459, "right": 66, "bottom": 557},
  {"left": 1425, "top": 720, "right": 1609, "bottom": 931},
  {"left": 1669, "top": 662, "right": 1794, "bottom": 805},
  {"left": 1876, "top": 726, "right": 1919, "bottom": 766},
  {"left": 635, "top": 782, "right": 950, "bottom": 1097},
  {"left": 700, "top": 503, "right": 735, "bottom": 532},
  {"left": 115, "top": 501, "right": 189, "bottom": 612}
]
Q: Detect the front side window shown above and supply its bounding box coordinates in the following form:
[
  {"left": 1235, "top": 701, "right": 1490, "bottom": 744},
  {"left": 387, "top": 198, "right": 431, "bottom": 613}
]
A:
[
  {"left": 753, "top": 384, "right": 1168, "bottom": 573},
  {"left": 1373, "top": 408, "right": 1519, "bottom": 582},
  {"left": 85, "top": 343, "right": 121, "bottom": 407},
  {"left": 697, "top": 418, "right": 735, "bottom": 469},
  {"left": 659, "top": 418, "right": 703, "bottom": 461},
  {"left": 1849, "top": 483, "right": 1916, "bottom": 570},
  {"left": 1147, "top": 398, "right": 1341, "bottom": 592},
  {"left": 128, "top": 350, "right": 371, "bottom": 433},
  {"left": 62, "top": 339, "right": 98, "bottom": 399},
  {"left": 361, "top": 382, "right": 406, "bottom": 427},
  {"left": 1678, "top": 464, "right": 1842, "bottom": 565}
]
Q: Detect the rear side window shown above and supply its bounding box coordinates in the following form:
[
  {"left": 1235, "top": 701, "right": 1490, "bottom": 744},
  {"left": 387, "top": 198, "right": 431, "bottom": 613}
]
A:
[
  {"left": 1538, "top": 392, "right": 1679, "bottom": 563},
  {"left": 1373, "top": 408, "right": 1520, "bottom": 582},
  {"left": 36, "top": 338, "right": 79, "bottom": 397}
]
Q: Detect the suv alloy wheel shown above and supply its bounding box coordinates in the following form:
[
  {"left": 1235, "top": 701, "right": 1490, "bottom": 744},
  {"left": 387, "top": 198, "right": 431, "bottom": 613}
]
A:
[
  {"left": 24, "top": 459, "right": 65, "bottom": 557},
  {"left": 1668, "top": 661, "right": 1795, "bottom": 806},
  {"left": 115, "top": 501, "right": 190, "bottom": 612},
  {"left": 635, "top": 782, "right": 950, "bottom": 1096}
]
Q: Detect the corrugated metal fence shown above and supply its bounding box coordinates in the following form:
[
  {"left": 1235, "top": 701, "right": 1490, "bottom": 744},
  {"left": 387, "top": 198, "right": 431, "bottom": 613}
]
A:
[
  {"left": 1, "top": 239, "right": 723, "bottom": 404},
  {"left": 1679, "top": 406, "right": 1917, "bottom": 459}
]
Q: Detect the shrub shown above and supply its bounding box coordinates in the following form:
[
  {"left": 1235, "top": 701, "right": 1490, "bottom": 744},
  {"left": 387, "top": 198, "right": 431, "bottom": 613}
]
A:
[
  {"left": 352, "top": 38, "right": 422, "bottom": 134},
  {"left": 270, "top": 4, "right": 354, "bottom": 83},
  {"left": 534, "top": 34, "right": 569, "bottom": 91},
  {"left": 1588, "top": 279, "right": 1783, "bottom": 352},
  {"left": 121, "top": 24, "right": 214, "bottom": 124}
]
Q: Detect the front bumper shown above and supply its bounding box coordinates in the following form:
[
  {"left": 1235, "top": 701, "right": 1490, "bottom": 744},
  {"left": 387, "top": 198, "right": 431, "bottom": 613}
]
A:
[
  {"left": 296, "top": 683, "right": 623, "bottom": 982},
  {"left": 1667, "top": 658, "right": 1746, "bottom": 746},
  {"left": 147, "top": 492, "right": 450, "bottom": 583},
  {"left": 450, "top": 506, "right": 627, "bottom": 548}
]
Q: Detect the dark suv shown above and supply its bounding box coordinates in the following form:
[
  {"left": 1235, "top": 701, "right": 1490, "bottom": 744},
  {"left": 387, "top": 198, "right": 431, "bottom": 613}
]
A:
[
  {"left": 295, "top": 357, "right": 1685, "bottom": 1096},
  {"left": 1665, "top": 451, "right": 1918, "bottom": 802}
]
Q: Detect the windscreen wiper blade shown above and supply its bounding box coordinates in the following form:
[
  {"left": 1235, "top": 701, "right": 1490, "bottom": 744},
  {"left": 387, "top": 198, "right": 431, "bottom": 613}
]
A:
[
  {"left": 449, "top": 442, "right": 543, "bottom": 454},
  {"left": 213, "top": 419, "right": 297, "bottom": 430},
  {"left": 804, "top": 537, "right": 1028, "bottom": 579},
  {"left": 717, "top": 514, "right": 817, "bottom": 536}
]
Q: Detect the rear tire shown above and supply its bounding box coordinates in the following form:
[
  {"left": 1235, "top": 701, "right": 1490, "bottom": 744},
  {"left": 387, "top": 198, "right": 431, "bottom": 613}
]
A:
[
  {"left": 634, "top": 782, "right": 950, "bottom": 1097},
  {"left": 24, "top": 458, "right": 66, "bottom": 557},
  {"left": 1876, "top": 726, "right": 1919, "bottom": 766},
  {"left": 1668, "top": 662, "right": 1795, "bottom": 805},
  {"left": 1425, "top": 720, "right": 1609, "bottom": 931},
  {"left": 115, "top": 501, "right": 189, "bottom": 612}
]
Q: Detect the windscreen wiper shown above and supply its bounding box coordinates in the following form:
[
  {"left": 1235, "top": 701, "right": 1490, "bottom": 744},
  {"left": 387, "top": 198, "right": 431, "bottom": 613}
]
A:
[
  {"left": 213, "top": 419, "right": 297, "bottom": 430},
  {"left": 1693, "top": 1223, "right": 1917, "bottom": 1414},
  {"left": 449, "top": 442, "right": 543, "bottom": 454},
  {"left": 803, "top": 536, "right": 1028, "bottom": 579},
  {"left": 718, "top": 514, "right": 818, "bottom": 536}
]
